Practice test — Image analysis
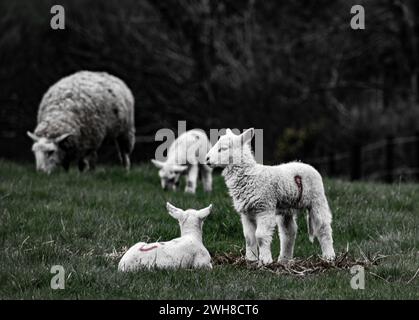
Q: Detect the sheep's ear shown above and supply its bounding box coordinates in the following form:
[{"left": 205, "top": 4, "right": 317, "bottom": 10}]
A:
[
  {"left": 173, "top": 165, "right": 188, "bottom": 173},
  {"left": 55, "top": 133, "right": 72, "bottom": 144},
  {"left": 151, "top": 159, "right": 165, "bottom": 169},
  {"left": 166, "top": 202, "right": 184, "bottom": 220},
  {"left": 197, "top": 204, "right": 212, "bottom": 219},
  {"left": 240, "top": 128, "right": 254, "bottom": 144},
  {"left": 27, "top": 131, "right": 40, "bottom": 142}
]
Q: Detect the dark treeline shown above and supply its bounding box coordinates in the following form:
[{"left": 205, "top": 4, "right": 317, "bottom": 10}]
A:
[{"left": 0, "top": 0, "right": 418, "bottom": 163}]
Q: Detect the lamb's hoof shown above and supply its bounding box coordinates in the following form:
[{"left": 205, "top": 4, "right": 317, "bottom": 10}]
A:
[
  {"left": 257, "top": 257, "right": 273, "bottom": 267},
  {"left": 278, "top": 257, "right": 294, "bottom": 265},
  {"left": 245, "top": 256, "right": 258, "bottom": 264},
  {"left": 321, "top": 254, "right": 336, "bottom": 262}
]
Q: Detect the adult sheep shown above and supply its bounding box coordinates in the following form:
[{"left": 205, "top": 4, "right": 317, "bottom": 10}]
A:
[{"left": 27, "top": 71, "right": 136, "bottom": 173}]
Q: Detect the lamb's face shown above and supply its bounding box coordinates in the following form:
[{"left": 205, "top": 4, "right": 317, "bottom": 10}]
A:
[
  {"left": 206, "top": 128, "right": 254, "bottom": 168},
  {"left": 27, "top": 132, "right": 71, "bottom": 174},
  {"left": 151, "top": 160, "right": 188, "bottom": 191}
]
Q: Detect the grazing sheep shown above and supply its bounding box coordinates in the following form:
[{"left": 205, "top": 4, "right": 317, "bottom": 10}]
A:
[
  {"left": 27, "top": 71, "right": 135, "bottom": 173},
  {"left": 118, "top": 203, "right": 213, "bottom": 271},
  {"left": 151, "top": 129, "right": 212, "bottom": 193},
  {"left": 205, "top": 128, "right": 335, "bottom": 265}
]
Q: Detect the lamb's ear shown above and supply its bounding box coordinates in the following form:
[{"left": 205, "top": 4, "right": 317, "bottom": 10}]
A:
[
  {"left": 166, "top": 202, "right": 184, "bottom": 220},
  {"left": 54, "top": 133, "right": 72, "bottom": 144},
  {"left": 196, "top": 204, "right": 212, "bottom": 219},
  {"left": 172, "top": 165, "right": 188, "bottom": 173},
  {"left": 151, "top": 159, "right": 165, "bottom": 169},
  {"left": 27, "top": 131, "right": 40, "bottom": 142},
  {"left": 240, "top": 128, "right": 254, "bottom": 144}
]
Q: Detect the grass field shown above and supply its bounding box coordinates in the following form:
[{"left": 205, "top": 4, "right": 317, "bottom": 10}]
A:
[{"left": 0, "top": 160, "right": 418, "bottom": 299}]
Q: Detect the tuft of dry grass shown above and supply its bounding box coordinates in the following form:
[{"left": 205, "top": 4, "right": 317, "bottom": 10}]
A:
[{"left": 213, "top": 251, "right": 387, "bottom": 276}]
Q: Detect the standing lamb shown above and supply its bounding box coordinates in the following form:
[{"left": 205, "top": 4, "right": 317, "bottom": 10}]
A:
[
  {"left": 27, "top": 71, "right": 135, "bottom": 173},
  {"left": 118, "top": 202, "right": 213, "bottom": 271},
  {"left": 151, "top": 129, "right": 212, "bottom": 193},
  {"left": 205, "top": 128, "right": 335, "bottom": 265}
]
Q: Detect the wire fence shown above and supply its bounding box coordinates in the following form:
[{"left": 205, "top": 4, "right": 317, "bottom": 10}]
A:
[{"left": 305, "top": 133, "right": 419, "bottom": 183}]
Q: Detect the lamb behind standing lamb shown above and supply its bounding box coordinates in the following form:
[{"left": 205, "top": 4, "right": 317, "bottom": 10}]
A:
[
  {"left": 27, "top": 71, "right": 135, "bottom": 173},
  {"left": 151, "top": 129, "right": 213, "bottom": 193},
  {"left": 118, "top": 203, "right": 213, "bottom": 271},
  {"left": 205, "top": 128, "right": 336, "bottom": 265}
]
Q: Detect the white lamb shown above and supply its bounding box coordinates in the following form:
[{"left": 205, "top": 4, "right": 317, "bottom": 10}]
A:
[
  {"left": 205, "top": 128, "right": 335, "bottom": 265},
  {"left": 118, "top": 203, "right": 213, "bottom": 271},
  {"left": 151, "top": 129, "right": 213, "bottom": 193}
]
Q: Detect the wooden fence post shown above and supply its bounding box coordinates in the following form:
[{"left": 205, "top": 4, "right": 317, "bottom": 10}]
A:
[
  {"left": 385, "top": 135, "right": 394, "bottom": 183},
  {"left": 351, "top": 145, "right": 361, "bottom": 181}
]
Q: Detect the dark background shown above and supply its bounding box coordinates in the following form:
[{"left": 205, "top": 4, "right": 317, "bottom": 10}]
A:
[{"left": 1, "top": 0, "right": 418, "bottom": 181}]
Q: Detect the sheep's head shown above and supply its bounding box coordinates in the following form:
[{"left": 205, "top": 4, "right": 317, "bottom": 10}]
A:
[
  {"left": 166, "top": 202, "right": 212, "bottom": 237},
  {"left": 27, "top": 131, "right": 71, "bottom": 174},
  {"left": 205, "top": 128, "right": 254, "bottom": 168},
  {"left": 151, "top": 160, "right": 188, "bottom": 191}
]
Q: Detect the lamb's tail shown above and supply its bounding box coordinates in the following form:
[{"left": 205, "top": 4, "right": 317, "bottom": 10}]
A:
[{"left": 306, "top": 211, "right": 315, "bottom": 243}]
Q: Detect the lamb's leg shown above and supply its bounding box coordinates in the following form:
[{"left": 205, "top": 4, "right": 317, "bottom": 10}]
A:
[
  {"left": 240, "top": 214, "right": 258, "bottom": 262},
  {"left": 255, "top": 212, "right": 276, "bottom": 265},
  {"left": 276, "top": 210, "right": 298, "bottom": 263},
  {"left": 192, "top": 252, "right": 213, "bottom": 270},
  {"left": 201, "top": 164, "right": 213, "bottom": 192},
  {"left": 309, "top": 197, "right": 335, "bottom": 260},
  {"left": 185, "top": 164, "right": 198, "bottom": 193}
]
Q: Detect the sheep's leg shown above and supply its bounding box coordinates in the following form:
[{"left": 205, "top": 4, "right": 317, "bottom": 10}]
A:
[
  {"left": 78, "top": 158, "right": 89, "bottom": 172},
  {"left": 309, "top": 197, "right": 335, "bottom": 260},
  {"left": 276, "top": 210, "right": 298, "bottom": 263},
  {"left": 116, "top": 135, "right": 132, "bottom": 171},
  {"left": 240, "top": 214, "right": 258, "bottom": 262},
  {"left": 115, "top": 139, "right": 123, "bottom": 163},
  {"left": 201, "top": 164, "right": 213, "bottom": 192},
  {"left": 62, "top": 159, "right": 70, "bottom": 172},
  {"left": 87, "top": 151, "right": 97, "bottom": 171},
  {"left": 185, "top": 164, "right": 198, "bottom": 193},
  {"left": 255, "top": 212, "right": 276, "bottom": 265}
]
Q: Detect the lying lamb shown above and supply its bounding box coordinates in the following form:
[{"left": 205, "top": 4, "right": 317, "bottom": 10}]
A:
[
  {"left": 27, "top": 71, "right": 136, "bottom": 173},
  {"left": 118, "top": 203, "right": 213, "bottom": 271},
  {"left": 205, "top": 128, "right": 335, "bottom": 265},
  {"left": 152, "top": 129, "right": 212, "bottom": 193}
]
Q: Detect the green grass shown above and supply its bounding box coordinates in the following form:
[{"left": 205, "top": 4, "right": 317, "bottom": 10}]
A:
[{"left": 0, "top": 159, "right": 418, "bottom": 299}]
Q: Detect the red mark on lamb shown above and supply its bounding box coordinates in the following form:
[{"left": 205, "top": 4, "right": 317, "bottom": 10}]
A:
[
  {"left": 294, "top": 175, "right": 303, "bottom": 203},
  {"left": 139, "top": 244, "right": 159, "bottom": 252}
]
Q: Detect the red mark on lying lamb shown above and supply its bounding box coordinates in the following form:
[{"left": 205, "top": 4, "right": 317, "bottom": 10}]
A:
[{"left": 139, "top": 244, "right": 159, "bottom": 252}]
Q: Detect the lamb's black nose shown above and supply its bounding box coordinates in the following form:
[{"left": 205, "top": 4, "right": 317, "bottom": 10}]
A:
[{"left": 205, "top": 156, "right": 210, "bottom": 164}]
